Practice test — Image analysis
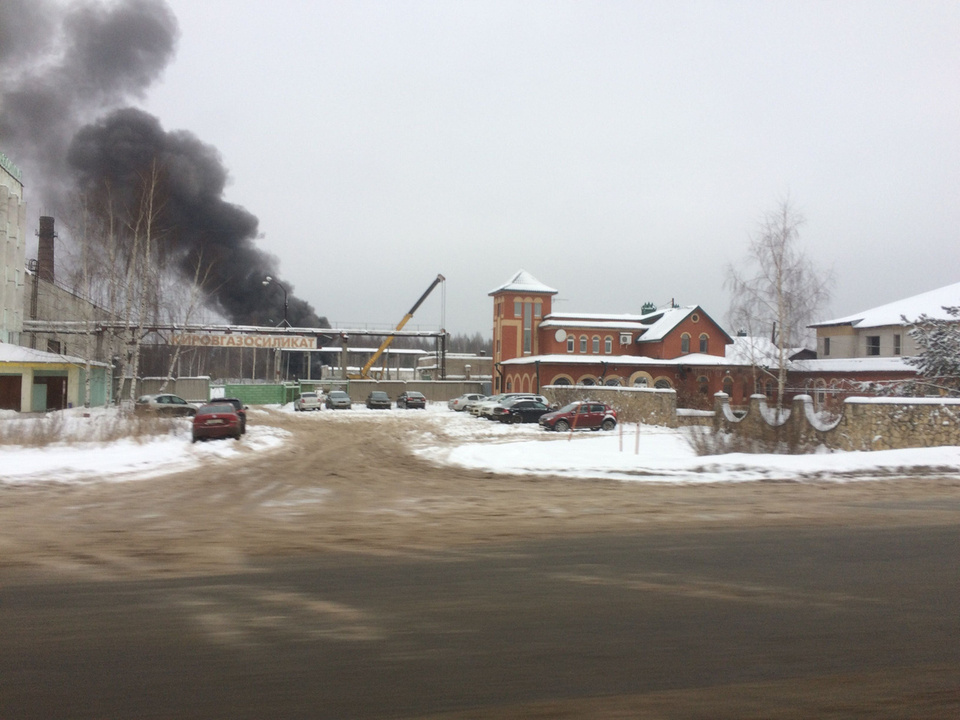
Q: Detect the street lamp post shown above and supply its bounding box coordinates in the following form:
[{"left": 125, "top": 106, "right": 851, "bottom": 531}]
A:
[{"left": 262, "top": 275, "right": 290, "bottom": 328}]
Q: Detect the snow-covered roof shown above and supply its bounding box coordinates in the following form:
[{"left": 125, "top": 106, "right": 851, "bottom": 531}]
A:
[
  {"left": 488, "top": 269, "right": 558, "bottom": 296},
  {"left": 630, "top": 306, "right": 695, "bottom": 341},
  {"left": 546, "top": 312, "right": 650, "bottom": 322},
  {"left": 501, "top": 352, "right": 748, "bottom": 368},
  {"left": 723, "top": 336, "right": 809, "bottom": 365},
  {"left": 812, "top": 281, "right": 960, "bottom": 329},
  {"left": 539, "top": 319, "right": 649, "bottom": 331},
  {"left": 789, "top": 356, "right": 915, "bottom": 374},
  {"left": 0, "top": 342, "right": 109, "bottom": 367}
]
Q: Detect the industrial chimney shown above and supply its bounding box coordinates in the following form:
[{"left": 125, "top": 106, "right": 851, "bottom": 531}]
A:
[{"left": 37, "top": 215, "right": 55, "bottom": 283}]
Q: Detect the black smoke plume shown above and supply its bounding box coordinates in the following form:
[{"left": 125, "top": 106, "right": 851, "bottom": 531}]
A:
[{"left": 0, "top": 0, "right": 325, "bottom": 328}]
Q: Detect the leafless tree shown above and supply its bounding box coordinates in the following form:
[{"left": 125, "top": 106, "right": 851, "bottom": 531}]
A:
[
  {"left": 156, "top": 252, "right": 217, "bottom": 392},
  {"left": 726, "top": 200, "right": 832, "bottom": 414}
]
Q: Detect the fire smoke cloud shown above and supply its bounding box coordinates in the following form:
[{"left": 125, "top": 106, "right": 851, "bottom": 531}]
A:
[{"left": 0, "top": 0, "right": 326, "bottom": 327}]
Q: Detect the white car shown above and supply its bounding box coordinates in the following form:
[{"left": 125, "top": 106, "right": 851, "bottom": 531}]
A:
[
  {"left": 448, "top": 393, "right": 486, "bottom": 412},
  {"left": 294, "top": 391, "right": 323, "bottom": 411},
  {"left": 471, "top": 394, "right": 509, "bottom": 417}
]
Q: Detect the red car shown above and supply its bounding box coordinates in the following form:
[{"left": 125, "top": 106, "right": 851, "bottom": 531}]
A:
[
  {"left": 539, "top": 401, "right": 618, "bottom": 432},
  {"left": 192, "top": 403, "right": 243, "bottom": 442}
]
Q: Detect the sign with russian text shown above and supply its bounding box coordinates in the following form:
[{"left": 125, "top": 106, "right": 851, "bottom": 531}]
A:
[{"left": 170, "top": 333, "right": 317, "bottom": 349}]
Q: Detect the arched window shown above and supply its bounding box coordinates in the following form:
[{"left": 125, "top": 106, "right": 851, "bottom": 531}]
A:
[
  {"left": 698, "top": 376, "right": 709, "bottom": 394},
  {"left": 579, "top": 335, "right": 587, "bottom": 353},
  {"left": 699, "top": 333, "right": 709, "bottom": 353},
  {"left": 633, "top": 376, "right": 649, "bottom": 387},
  {"left": 681, "top": 333, "right": 690, "bottom": 354},
  {"left": 592, "top": 336, "right": 600, "bottom": 353},
  {"left": 604, "top": 377, "right": 621, "bottom": 386},
  {"left": 553, "top": 377, "right": 571, "bottom": 386},
  {"left": 579, "top": 377, "right": 596, "bottom": 386},
  {"left": 722, "top": 377, "right": 734, "bottom": 396},
  {"left": 604, "top": 337, "right": 612, "bottom": 354},
  {"left": 567, "top": 335, "right": 574, "bottom": 353},
  {"left": 654, "top": 378, "right": 673, "bottom": 389}
]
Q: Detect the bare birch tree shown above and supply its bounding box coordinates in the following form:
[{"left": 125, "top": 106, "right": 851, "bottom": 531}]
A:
[
  {"left": 156, "top": 253, "right": 216, "bottom": 392},
  {"left": 726, "top": 200, "right": 832, "bottom": 413}
]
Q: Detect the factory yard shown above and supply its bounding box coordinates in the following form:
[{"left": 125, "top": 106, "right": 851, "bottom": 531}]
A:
[{"left": 2, "top": 405, "right": 960, "bottom": 580}]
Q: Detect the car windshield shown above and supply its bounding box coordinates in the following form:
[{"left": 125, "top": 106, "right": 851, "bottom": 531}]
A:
[
  {"left": 557, "top": 402, "right": 580, "bottom": 413},
  {"left": 408, "top": 392, "right": 424, "bottom": 398},
  {"left": 301, "top": 393, "right": 317, "bottom": 399},
  {"left": 330, "top": 392, "right": 348, "bottom": 398},
  {"left": 370, "top": 392, "right": 388, "bottom": 399}
]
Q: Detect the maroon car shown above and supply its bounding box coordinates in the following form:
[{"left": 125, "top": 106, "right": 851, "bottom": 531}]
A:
[
  {"left": 192, "top": 403, "right": 243, "bottom": 442},
  {"left": 539, "top": 401, "right": 617, "bottom": 432}
]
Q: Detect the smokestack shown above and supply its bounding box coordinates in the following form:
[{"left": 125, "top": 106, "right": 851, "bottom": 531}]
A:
[{"left": 37, "top": 215, "right": 55, "bottom": 282}]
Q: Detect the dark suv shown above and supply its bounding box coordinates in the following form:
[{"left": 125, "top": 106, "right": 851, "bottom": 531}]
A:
[{"left": 539, "top": 401, "right": 617, "bottom": 432}]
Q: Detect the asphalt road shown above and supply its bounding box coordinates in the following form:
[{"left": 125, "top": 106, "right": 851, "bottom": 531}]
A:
[{"left": 3, "top": 525, "right": 959, "bottom": 719}]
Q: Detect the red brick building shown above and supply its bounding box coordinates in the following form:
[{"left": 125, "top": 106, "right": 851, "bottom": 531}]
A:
[
  {"left": 490, "top": 271, "right": 955, "bottom": 410},
  {"left": 490, "top": 270, "right": 759, "bottom": 407}
]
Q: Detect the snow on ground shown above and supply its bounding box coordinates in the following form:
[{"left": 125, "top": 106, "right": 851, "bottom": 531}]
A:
[
  {"left": 0, "top": 406, "right": 288, "bottom": 485},
  {"left": 2, "top": 403, "right": 959, "bottom": 485}
]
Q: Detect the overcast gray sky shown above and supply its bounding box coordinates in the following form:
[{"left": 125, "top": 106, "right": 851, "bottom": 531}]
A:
[{"left": 140, "top": 0, "right": 959, "bottom": 336}]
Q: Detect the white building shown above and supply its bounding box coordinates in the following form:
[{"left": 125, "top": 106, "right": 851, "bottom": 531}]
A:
[
  {"left": 1, "top": 145, "right": 27, "bottom": 344},
  {"left": 810, "top": 282, "right": 960, "bottom": 360}
]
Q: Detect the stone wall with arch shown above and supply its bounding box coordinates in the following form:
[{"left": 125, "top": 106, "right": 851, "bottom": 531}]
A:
[{"left": 713, "top": 393, "right": 960, "bottom": 451}]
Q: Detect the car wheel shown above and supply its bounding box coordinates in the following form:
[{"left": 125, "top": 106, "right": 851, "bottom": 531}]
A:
[
  {"left": 601, "top": 419, "right": 616, "bottom": 431},
  {"left": 511, "top": 415, "right": 522, "bottom": 424},
  {"left": 554, "top": 419, "right": 570, "bottom": 432}
]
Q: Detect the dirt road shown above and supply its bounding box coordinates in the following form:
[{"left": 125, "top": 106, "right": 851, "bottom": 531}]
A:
[
  {"left": 3, "top": 408, "right": 959, "bottom": 580},
  {"left": 3, "top": 410, "right": 960, "bottom": 718}
]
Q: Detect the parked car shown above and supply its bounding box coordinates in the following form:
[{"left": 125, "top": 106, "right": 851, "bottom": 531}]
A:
[
  {"left": 366, "top": 391, "right": 391, "bottom": 409},
  {"left": 539, "top": 401, "right": 618, "bottom": 432},
  {"left": 470, "top": 393, "right": 508, "bottom": 417},
  {"left": 191, "top": 403, "right": 243, "bottom": 442},
  {"left": 396, "top": 391, "right": 426, "bottom": 409},
  {"left": 294, "top": 391, "right": 323, "bottom": 412},
  {"left": 325, "top": 390, "right": 352, "bottom": 410},
  {"left": 493, "top": 399, "right": 552, "bottom": 424},
  {"left": 218, "top": 397, "right": 248, "bottom": 433},
  {"left": 478, "top": 394, "right": 549, "bottom": 419},
  {"left": 448, "top": 393, "right": 486, "bottom": 412},
  {"left": 134, "top": 393, "right": 198, "bottom": 417}
]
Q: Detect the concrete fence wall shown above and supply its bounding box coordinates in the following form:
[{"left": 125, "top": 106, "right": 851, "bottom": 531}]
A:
[
  {"left": 542, "top": 385, "right": 679, "bottom": 428},
  {"left": 714, "top": 393, "right": 960, "bottom": 451},
  {"left": 323, "top": 380, "right": 487, "bottom": 403}
]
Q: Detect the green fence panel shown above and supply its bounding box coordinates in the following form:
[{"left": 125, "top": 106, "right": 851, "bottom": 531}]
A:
[{"left": 222, "top": 384, "right": 287, "bottom": 405}]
